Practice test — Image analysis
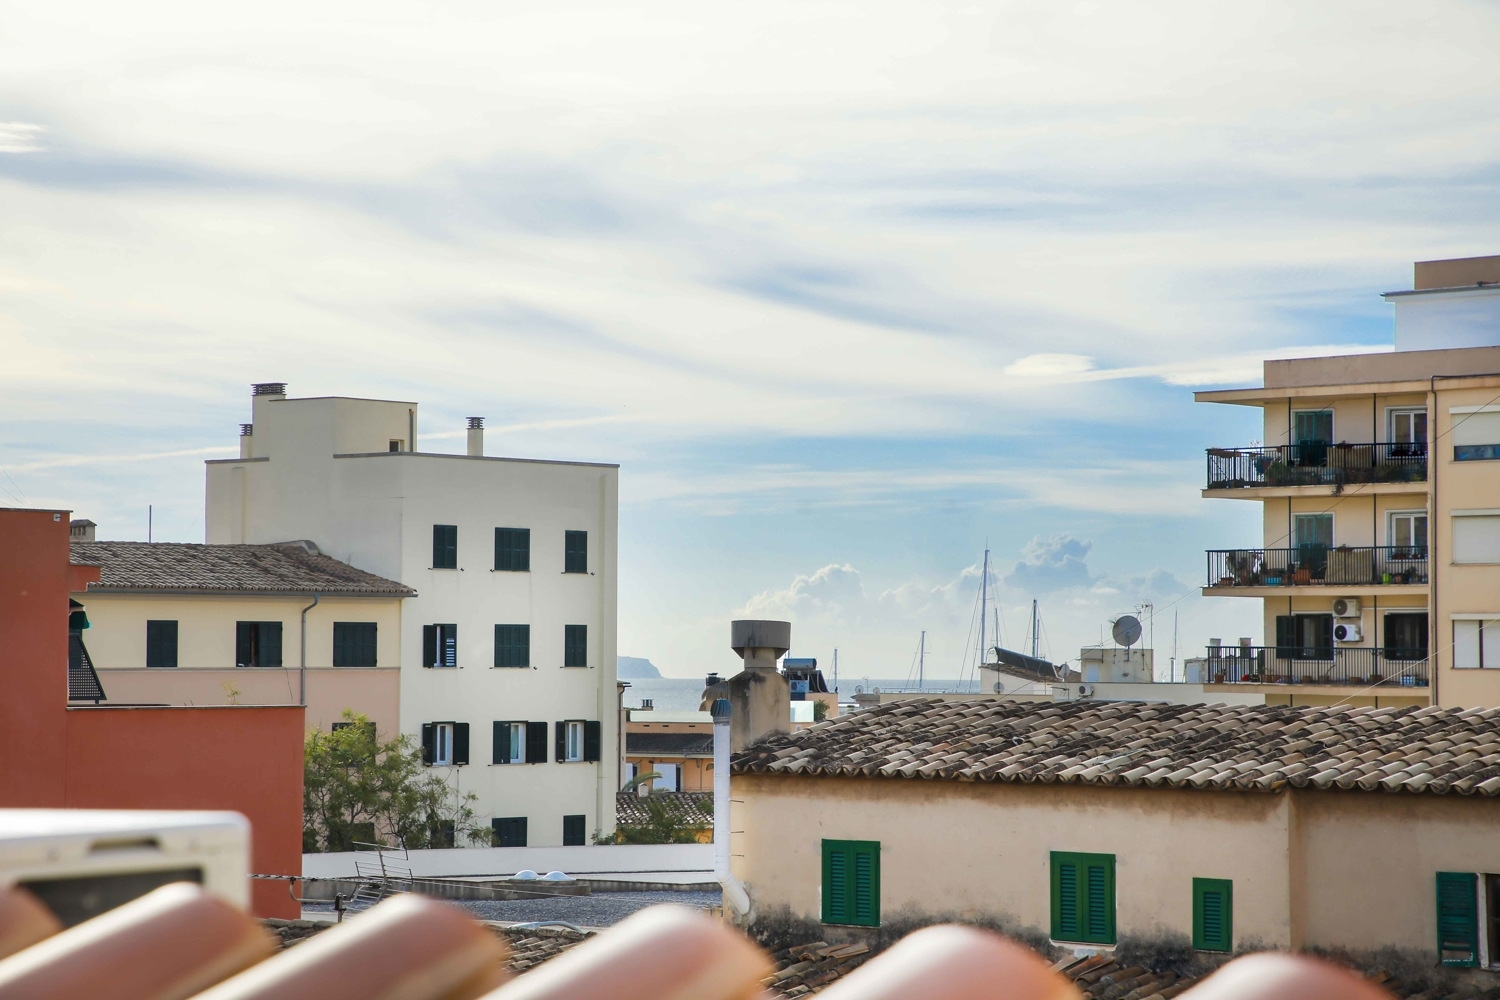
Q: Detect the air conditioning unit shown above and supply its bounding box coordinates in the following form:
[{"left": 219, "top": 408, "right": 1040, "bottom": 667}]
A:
[
  {"left": 1076, "top": 684, "right": 1095, "bottom": 699},
  {"left": 1332, "top": 598, "right": 1362, "bottom": 619},
  {"left": 1334, "top": 622, "right": 1363, "bottom": 643}
]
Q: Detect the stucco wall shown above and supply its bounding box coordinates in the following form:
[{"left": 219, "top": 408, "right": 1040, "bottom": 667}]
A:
[
  {"left": 76, "top": 592, "right": 404, "bottom": 669},
  {"left": 733, "top": 774, "right": 1500, "bottom": 958},
  {"left": 732, "top": 775, "right": 1295, "bottom": 949}
]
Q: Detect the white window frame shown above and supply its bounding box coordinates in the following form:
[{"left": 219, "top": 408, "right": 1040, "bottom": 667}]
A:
[
  {"left": 1386, "top": 509, "right": 1428, "bottom": 551},
  {"left": 1386, "top": 407, "right": 1427, "bottom": 445},
  {"left": 1452, "top": 616, "right": 1500, "bottom": 669},
  {"left": 433, "top": 722, "right": 454, "bottom": 765},
  {"left": 499, "top": 722, "right": 525, "bottom": 765},
  {"left": 565, "top": 721, "right": 584, "bottom": 762}
]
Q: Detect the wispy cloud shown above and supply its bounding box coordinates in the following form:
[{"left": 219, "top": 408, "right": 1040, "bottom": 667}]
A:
[{"left": 0, "top": 123, "right": 44, "bottom": 154}]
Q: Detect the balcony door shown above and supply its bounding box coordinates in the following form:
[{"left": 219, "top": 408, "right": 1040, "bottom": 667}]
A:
[
  {"left": 1383, "top": 612, "right": 1428, "bottom": 662},
  {"left": 1292, "top": 410, "right": 1333, "bottom": 467},
  {"left": 1276, "top": 614, "right": 1333, "bottom": 661},
  {"left": 1294, "top": 514, "right": 1333, "bottom": 579},
  {"left": 1388, "top": 408, "right": 1427, "bottom": 455}
]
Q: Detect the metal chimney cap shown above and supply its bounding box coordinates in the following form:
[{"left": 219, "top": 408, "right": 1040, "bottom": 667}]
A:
[
  {"left": 467, "top": 416, "right": 485, "bottom": 429},
  {"left": 710, "top": 698, "right": 731, "bottom": 720},
  {"left": 252, "top": 382, "right": 287, "bottom": 396},
  {"left": 730, "top": 619, "right": 791, "bottom": 657}
]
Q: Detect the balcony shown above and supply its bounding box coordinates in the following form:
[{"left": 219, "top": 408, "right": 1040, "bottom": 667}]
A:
[
  {"left": 1207, "top": 547, "right": 1427, "bottom": 589},
  {"left": 1202, "top": 645, "right": 1429, "bottom": 687},
  {"left": 1205, "top": 443, "right": 1426, "bottom": 491}
]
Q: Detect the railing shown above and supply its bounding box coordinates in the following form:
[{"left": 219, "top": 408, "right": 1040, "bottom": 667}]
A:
[
  {"left": 1207, "top": 546, "right": 1427, "bottom": 588},
  {"left": 1205, "top": 442, "right": 1427, "bottom": 490},
  {"left": 1203, "top": 645, "right": 1429, "bottom": 687}
]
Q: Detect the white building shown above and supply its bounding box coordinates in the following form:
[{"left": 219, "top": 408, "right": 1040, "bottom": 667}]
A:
[{"left": 205, "top": 383, "right": 619, "bottom": 846}]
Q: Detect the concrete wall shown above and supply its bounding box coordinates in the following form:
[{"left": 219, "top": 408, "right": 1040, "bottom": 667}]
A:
[
  {"left": 206, "top": 391, "right": 620, "bottom": 843},
  {"left": 303, "top": 842, "right": 712, "bottom": 879},
  {"left": 732, "top": 773, "right": 1500, "bottom": 958}
]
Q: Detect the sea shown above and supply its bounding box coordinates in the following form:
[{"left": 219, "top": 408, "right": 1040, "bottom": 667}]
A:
[{"left": 620, "top": 675, "right": 983, "bottom": 711}]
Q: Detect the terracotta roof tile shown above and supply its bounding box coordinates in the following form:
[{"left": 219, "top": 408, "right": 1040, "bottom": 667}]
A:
[
  {"left": 731, "top": 698, "right": 1500, "bottom": 798},
  {"left": 71, "top": 540, "right": 414, "bottom": 596}
]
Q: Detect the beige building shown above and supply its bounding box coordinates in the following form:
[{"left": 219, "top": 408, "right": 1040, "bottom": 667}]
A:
[
  {"left": 68, "top": 534, "right": 412, "bottom": 736},
  {"left": 731, "top": 698, "right": 1500, "bottom": 968},
  {"left": 1198, "top": 254, "right": 1500, "bottom": 709},
  {"left": 624, "top": 708, "right": 714, "bottom": 793}
]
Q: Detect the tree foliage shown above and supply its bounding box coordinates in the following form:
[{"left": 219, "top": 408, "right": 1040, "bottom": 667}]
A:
[
  {"left": 607, "top": 790, "right": 709, "bottom": 845},
  {"left": 303, "top": 711, "right": 486, "bottom": 852}
]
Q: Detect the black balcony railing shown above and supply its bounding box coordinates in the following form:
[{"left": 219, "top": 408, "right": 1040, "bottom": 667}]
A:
[
  {"left": 1202, "top": 645, "right": 1429, "bottom": 687},
  {"left": 1207, "top": 546, "right": 1427, "bottom": 588},
  {"left": 1206, "top": 442, "right": 1427, "bottom": 490}
]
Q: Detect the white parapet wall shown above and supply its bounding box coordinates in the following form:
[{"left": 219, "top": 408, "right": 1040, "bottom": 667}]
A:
[{"left": 304, "top": 843, "right": 712, "bottom": 881}]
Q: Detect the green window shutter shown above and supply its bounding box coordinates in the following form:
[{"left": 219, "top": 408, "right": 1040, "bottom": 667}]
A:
[
  {"left": 565, "top": 530, "right": 588, "bottom": 573},
  {"left": 260, "top": 622, "right": 283, "bottom": 667},
  {"left": 1052, "top": 852, "right": 1115, "bottom": 944},
  {"left": 495, "top": 528, "right": 530, "bottom": 571},
  {"left": 1437, "top": 872, "right": 1479, "bottom": 967},
  {"left": 822, "top": 840, "right": 878, "bottom": 926},
  {"left": 1193, "top": 878, "right": 1233, "bottom": 952}
]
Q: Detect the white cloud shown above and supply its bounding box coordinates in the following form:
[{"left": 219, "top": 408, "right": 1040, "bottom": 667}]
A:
[{"left": 0, "top": 123, "right": 44, "bottom": 154}]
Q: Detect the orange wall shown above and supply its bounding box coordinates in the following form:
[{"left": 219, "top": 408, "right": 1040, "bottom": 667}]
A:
[{"left": 0, "top": 509, "right": 303, "bottom": 919}]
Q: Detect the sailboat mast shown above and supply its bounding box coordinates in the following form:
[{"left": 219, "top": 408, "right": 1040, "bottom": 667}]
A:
[
  {"left": 979, "top": 547, "right": 989, "bottom": 671},
  {"left": 1031, "top": 599, "right": 1039, "bottom": 659},
  {"left": 918, "top": 631, "right": 926, "bottom": 690}
]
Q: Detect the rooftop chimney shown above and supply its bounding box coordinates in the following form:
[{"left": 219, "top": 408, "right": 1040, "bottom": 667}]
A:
[
  {"left": 727, "top": 619, "right": 791, "bottom": 751},
  {"left": 69, "top": 519, "right": 96, "bottom": 542},
  {"left": 251, "top": 383, "right": 286, "bottom": 397},
  {"left": 239, "top": 423, "right": 253, "bottom": 459},
  {"left": 247, "top": 384, "right": 285, "bottom": 461},
  {"left": 467, "top": 417, "right": 484, "bottom": 457}
]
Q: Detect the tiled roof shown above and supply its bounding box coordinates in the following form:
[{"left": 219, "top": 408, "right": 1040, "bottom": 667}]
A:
[
  {"left": 70, "top": 541, "right": 415, "bottom": 596},
  {"left": 731, "top": 698, "right": 1500, "bottom": 797},
  {"left": 615, "top": 792, "right": 712, "bottom": 827},
  {"left": 626, "top": 732, "right": 715, "bottom": 756}
]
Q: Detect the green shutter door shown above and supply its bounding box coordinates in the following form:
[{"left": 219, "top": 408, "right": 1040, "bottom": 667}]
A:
[
  {"left": 1193, "top": 878, "right": 1233, "bottom": 952},
  {"left": 1437, "top": 872, "right": 1479, "bottom": 967},
  {"left": 1052, "top": 852, "right": 1115, "bottom": 944},
  {"left": 823, "top": 840, "right": 879, "bottom": 926}
]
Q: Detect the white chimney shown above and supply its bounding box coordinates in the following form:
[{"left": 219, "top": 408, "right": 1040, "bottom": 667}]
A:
[{"left": 466, "top": 416, "right": 484, "bottom": 457}]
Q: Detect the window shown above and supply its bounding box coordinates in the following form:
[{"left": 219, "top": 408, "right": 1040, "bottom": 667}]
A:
[
  {"left": 555, "top": 720, "right": 601, "bottom": 762},
  {"left": 822, "top": 840, "right": 879, "bottom": 927},
  {"left": 565, "top": 624, "right": 587, "bottom": 667},
  {"left": 1389, "top": 408, "right": 1428, "bottom": 452},
  {"left": 333, "top": 622, "right": 378, "bottom": 667},
  {"left": 1453, "top": 515, "right": 1500, "bottom": 563},
  {"left": 423, "top": 624, "right": 458, "bottom": 668},
  {"left": 1293, "top": 514, "right": 1333, "bottom": 578},
  {"left": 1388, "top": 511, "right": 1428, "bottom": 556},
  {"left": 562, "top": 814, "right": 587, "bottom": 846},
  {"left": 1051, "top": 851, "right": 1115, "bottom": 944},
  {"left": 430, "top": 819, "right": 456, "bottom": 849},
  {"left": 389, "top": 439, "right": 403, "bottom": 453},
  {"left": 1487, "top": 874, "right": 1500, "bottom": 970},
  {"left": 493, "top": 721, "right": 526, "bottom": 764},
  {"left": 1453, "top": 620, "right": 1500, "bottom": 669},
  {"left": 654, "top": 762, "right": 680, "bottom": 792},
  {"left": 235, "top": 621, "right": 283, "bottom": 667},
  {"left": 146, "top": 620, "right": 178, "bottom": 668},
  {"left": 564, "top": 530, "right": 587, "bottom": 573},
  {"left": 495, "top": 528, "right": 530, "bottom": 572},
  {"left": 526, "top": 721, "right": 549, "bottom": 763},
  {"left": 1384, "top": 613, "right": 1428, "bottom": 661},
  {"left": 331, "top": 719, "right": 375, "bottom": 745},
  {"left": 493, "top": 817, "right": 527, "bottom": 848},
  {"left": 1274, "top": 614, "right": 1333, "bottom": 661},
  {"left": 1452, "top": 410, "right": 1500, "bottom": 462},
  {"left": 1291, "top": 409, "right": 1333, "bottom": 466},
  {"left": 432, "top": 524, "right": 458, "bottom": 569},
  {"left": 421, "top": 722, "right": 469, "bottom": 766},
  {"left": 1438, "top": 872, "right": 1479, "bottom": 967},
  {"left": 1192, "top": 878, "right": 1233, "bottom": 952},
  {"left": 494, "top": 625, "right": 530, "bottom": 668}
]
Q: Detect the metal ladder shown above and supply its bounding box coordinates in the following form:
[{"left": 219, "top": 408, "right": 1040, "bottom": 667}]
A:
[{"left": 347, "top": 842, "right": 413, "bottom": 912}]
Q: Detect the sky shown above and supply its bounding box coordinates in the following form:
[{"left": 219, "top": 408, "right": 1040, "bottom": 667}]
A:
[{"left": 4, "top": 1, "right": 1500, "bottom": 680}]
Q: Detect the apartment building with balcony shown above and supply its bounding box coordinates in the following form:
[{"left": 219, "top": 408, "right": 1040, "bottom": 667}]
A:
[
  {"left": 1197, "top": 254, "right": 1500, "bottom": 709},
  {"left": 204, "top": 384, "right": 619, "bottom": 846}
]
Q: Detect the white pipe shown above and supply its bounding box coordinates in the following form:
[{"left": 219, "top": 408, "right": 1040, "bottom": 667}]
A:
[
  {"left": 713, "top": 703, "right": 751, "bottom": 918},
  {"left": 299, "top": 593, "right": 320, "bottom": 706}
]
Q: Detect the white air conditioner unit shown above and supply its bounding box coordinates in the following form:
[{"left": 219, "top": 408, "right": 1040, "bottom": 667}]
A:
[
  {"left": 0, "top": 809, "right": 249, "bottom": 927},
  {"left": 1076, "top": 684, "right": 1095, "bottom": 699},
  {"left": 1332, "top": 598, "right": 1361, "bottom": 619},
  {"left": 1333, "top": 622, "right": 1363, "bottom": 643}
]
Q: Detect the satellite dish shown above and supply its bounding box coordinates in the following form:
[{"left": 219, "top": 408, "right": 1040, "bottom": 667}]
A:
[
  {"left": 855, "top": 685, "right": 864, "bottom": 694},
  {"left": 1112, "top": 615, "right": 1143, "bottom": 648},
  {"left": 992, "top": 681, "right": 1004, "bottom": 693}
]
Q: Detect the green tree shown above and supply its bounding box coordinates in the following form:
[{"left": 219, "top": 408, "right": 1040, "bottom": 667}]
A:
[
  {"left": 606, "top": 778, "right": 709, "bottom": 845},
  {"left": 303, "top": 711, "right": 487, "bottom": 852}
]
